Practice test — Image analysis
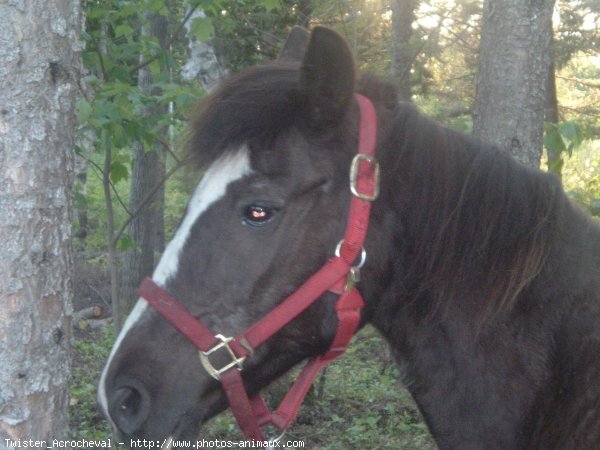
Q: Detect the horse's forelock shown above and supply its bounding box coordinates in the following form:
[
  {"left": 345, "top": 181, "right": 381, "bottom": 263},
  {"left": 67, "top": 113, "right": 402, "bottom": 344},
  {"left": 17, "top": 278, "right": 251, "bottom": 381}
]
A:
[
  {"left": 184, "top": 63, "right": 397, "bottom": 172},
  {"left": 185, "top": 63, "right": 303, "bottom": 171}
]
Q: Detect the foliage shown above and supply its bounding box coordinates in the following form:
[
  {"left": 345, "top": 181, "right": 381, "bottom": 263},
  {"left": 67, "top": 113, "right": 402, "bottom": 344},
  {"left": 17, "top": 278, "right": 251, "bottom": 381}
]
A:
[
  {"left": 551, "top": 50, "right": 600, "bottom": 217},
  {"left": 204, "top": 0, "right": 304, "bottom": 72},
  {"left": 76, "top": 0, "right": 300, "bottom": 255},
  {"left": 561, "top": 140, "right": 600, "bottom": 218},
  {"left": 554, "top": 0, "right": 600, "bottom": 68},
  {"left": 544, "top": 121, "right": 585, "bottom": 174},
  {"left": 79, "top": 0, "right": 205, "bottom": 183}
]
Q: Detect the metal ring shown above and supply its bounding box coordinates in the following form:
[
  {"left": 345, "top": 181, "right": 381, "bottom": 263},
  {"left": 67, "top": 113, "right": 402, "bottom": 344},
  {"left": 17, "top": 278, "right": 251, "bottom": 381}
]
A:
[
  {"left": 335, "top": 239, "right": 367, "bottom": 269},
  {"left": 267, "top": 430, "right": 286, "bottom": 450}
]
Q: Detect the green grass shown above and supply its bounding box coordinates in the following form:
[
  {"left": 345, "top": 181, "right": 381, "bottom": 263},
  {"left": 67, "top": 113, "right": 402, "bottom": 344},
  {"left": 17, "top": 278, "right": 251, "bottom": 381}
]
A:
[
  {"left": 70, "top": 325, "right": 115, "bottom": 441},
  {"left": 70, "top": 325, "right": 435, "bottom": 449}
]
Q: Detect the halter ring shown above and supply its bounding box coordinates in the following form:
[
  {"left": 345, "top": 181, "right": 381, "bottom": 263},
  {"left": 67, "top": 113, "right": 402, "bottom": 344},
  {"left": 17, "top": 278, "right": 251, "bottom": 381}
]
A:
[{"left": 335, "top": 239, "right": 367, "bottom": 269}]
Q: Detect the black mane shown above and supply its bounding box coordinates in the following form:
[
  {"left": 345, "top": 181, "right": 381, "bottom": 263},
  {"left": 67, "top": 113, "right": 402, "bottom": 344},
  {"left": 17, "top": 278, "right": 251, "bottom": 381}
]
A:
[{"left": 380, "top": 102, "right": 564, "bottom": 323}]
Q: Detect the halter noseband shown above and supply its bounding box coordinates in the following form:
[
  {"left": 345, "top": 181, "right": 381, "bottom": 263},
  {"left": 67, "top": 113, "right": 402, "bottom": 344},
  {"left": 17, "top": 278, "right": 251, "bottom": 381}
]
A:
[{"left": 137, "top": 93, "right": 379, "bottom": 441}]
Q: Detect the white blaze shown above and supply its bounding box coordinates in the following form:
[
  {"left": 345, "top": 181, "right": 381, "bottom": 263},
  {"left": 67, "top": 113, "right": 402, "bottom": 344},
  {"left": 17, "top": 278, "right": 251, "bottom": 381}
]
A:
[{"left": 98, "top": 147, "right": 252, "bottom": 424}]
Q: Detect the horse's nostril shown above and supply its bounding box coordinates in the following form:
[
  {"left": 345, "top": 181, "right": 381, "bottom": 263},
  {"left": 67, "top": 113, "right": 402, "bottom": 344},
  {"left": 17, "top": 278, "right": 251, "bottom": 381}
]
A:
[{"left": 109, "top": 384, "right": 150, "bottom": 435}]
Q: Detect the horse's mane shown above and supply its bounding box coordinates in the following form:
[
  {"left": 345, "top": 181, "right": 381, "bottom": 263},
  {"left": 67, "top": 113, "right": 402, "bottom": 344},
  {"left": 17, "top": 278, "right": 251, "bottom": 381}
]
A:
[
  {"left": 385, "top": 103, "right": 564, "bottom": 323},
  {"left": 186, "top": 62, "right": 564, "bottom": 324}
]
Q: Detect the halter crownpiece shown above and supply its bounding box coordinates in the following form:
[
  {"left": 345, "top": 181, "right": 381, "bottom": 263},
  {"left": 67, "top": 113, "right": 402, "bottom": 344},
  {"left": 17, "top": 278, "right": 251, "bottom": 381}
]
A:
[{"left": 137, "top": 93, "right": 379, "bottom": 441}]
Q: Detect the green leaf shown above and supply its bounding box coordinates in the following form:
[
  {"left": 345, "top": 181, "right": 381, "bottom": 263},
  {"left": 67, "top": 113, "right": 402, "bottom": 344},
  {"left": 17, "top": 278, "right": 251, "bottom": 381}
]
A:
[
  {"left": 543, "top": 123, "right": 566, "bottom": 154},
  {"left": 558, "top": 121, "right": 584, "bottom": 156},
  {"left": 109, "top": 161, "right": 129, "bottom": 184},
  {"left": 544, "top": 121, "right": 585, "bottom": 160},
  {"left": 75, "top": 191, "right": 88, "bottom": 209},
  {"left": 114, "top": 24, "right": 133, "bottom": 38},
  {"left": 189, "top": 15, "right": 214, "bottom": 41},
  {"left": 107, "top": 66, "right": 132, "bottom": 83},
  {"left": 258, "top": 0, "right": 281, "bottom": 11},
  {"left": 547, "top": 156, "right": 564, "bottom": 175},
  {"left": 116, "top": 233, "right": 135, "bottom": 252},
  {"left": 76, "top": 99, "right": 92, "bottom": 125},
  {"left": 114, "top": 3, "right": 139, "bottom": 20},
  {"left": 85, "top": 7, "right": 111, "bottom": 19}
]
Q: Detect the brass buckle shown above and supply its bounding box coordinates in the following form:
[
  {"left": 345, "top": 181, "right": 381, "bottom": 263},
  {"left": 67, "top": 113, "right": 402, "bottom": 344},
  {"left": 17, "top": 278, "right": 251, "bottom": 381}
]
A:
[
  {"left": 199, "top": 334, "right": 246, "bottom": 380},
  {"left": 349, "top": 154, "right": 380, "bottom": 201}
]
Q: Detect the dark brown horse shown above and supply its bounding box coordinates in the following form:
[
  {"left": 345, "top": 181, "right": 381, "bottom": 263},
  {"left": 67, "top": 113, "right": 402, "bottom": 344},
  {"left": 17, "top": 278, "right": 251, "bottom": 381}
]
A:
[{"left": 99, "top": 27, "right": 600, "bottom": 449}]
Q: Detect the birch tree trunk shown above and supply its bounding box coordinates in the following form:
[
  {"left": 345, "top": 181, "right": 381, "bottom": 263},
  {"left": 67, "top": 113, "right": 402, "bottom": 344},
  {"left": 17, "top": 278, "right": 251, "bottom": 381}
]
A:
[
  {"left": 182, "top": 9, "right": 227, "bottom": 92},
  {"left": 0, "top": 0, "right": 81, "bottom": 444},
  {"left": 473, "top": 0, "right": 555, "bottom": 168}
]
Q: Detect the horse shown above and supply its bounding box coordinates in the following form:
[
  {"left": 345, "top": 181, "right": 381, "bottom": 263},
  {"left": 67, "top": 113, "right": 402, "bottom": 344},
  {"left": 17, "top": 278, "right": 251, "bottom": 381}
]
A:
[{"left": 98, "top": 26, "right": 600, "bottom": 449}]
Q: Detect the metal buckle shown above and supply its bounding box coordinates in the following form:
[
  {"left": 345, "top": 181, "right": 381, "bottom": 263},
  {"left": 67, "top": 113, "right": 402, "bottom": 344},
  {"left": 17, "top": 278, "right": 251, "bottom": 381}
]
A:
[
  {"left": 349, "top": 154, "right": 380, "bottom": 201},
  {"left": 199, "top": 334, "right": 246, "bottom": 380}
]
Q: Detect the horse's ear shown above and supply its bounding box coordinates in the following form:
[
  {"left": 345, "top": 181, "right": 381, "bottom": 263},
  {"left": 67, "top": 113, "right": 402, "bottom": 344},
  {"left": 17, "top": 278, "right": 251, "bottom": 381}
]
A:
[
  {"left": 279, "top": 26, "right": 310, "bottom": 61},
  {"left": 300, "top": 27, "right": 356, "bottom": 128}
]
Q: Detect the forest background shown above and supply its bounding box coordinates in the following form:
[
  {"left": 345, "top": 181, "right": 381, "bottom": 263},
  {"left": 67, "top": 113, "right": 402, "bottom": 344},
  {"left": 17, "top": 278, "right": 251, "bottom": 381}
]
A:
[
  {"left": 1, "top": 0, "right": 599, "bottom": 448},
  {"left": 71, "top": 0, "right": 600, "bottom": 447},
  {"left": 76, "top": 0, "right": 600, "bottom": 327}
]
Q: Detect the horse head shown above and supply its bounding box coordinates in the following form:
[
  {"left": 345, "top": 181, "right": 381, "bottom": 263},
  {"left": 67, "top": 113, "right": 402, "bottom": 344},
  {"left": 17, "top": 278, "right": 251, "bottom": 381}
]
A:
[{"left": 98, "top": 27, "right": 386, "bottom": 443}]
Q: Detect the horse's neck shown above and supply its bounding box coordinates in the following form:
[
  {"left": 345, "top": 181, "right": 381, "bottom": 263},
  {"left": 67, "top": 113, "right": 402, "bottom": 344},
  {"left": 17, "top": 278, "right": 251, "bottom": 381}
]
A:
[
  {"left": 365, "top": 165, "right": 600, "bottom": 448},
  {"left": 368, "top": 286, "right": 539, "bottom": 447}
]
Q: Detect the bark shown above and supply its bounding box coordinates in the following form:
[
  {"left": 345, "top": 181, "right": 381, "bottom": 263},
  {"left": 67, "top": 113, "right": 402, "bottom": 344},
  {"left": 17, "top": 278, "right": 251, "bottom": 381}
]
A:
[
  {"left": 74, "top": 154, "right": 88, "bottom": 240},
  {"left": 120, "top": 12, "right": 168, "bottom": 309},
  {"left": 390, "top": 0, "right": 419, "bottom": 101},
  {"left": 473, "top": 0, "right": 556, "bottom": 168},
  {"left": 0, "top": 0, "right": 81, "bottom": 443},
  {"left": 182, "top": 9, "right": 227, "bottom": 92}
]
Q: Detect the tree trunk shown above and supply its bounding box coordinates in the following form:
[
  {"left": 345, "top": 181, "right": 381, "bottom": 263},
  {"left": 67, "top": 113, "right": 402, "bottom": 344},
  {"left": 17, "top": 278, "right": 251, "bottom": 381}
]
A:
[
  {"left": 390, "top": 0, "right": 418, "bottom": 101},
  {"left": 182, "top": 8, "right": 228, "bottom": 92},
  {"left": 74, "top": 142, "right": 89, "bottom": 243},
  {"left": 473, "top": 0, "right": 555, "bottom": 168},
  {"left": 120, "top": 12, "right": 168, "bottom": 308},
  {"left": 0, "top": 0, "right": 80, "bottom": 443}
]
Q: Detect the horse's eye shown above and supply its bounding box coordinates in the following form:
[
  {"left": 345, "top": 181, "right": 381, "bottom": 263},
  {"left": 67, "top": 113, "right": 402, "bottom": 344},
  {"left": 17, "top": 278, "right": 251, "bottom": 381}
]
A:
[{"left": 242, "top": 205, "right": 276, "bottom": 227}]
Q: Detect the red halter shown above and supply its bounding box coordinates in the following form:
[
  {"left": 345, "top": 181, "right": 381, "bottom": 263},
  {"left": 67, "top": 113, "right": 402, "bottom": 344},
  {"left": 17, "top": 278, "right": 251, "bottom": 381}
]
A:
[{"left": 137, "top": 94, "right": 379, "bottom": 442}]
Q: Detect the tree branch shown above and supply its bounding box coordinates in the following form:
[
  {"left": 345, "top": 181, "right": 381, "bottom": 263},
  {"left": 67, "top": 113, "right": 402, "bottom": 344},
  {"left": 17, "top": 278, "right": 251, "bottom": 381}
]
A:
[
  {"left": 112, "top": 159, "right": 186, "bottom": 247},
  {"left": 556, "top": 75, "right": 600, "bottom": 89},
  {"left": 81, "top": 153, "right": 132, "bottom": 217},
  {"left": 156, "top": 136, "right": 182, "bottom": 164}
]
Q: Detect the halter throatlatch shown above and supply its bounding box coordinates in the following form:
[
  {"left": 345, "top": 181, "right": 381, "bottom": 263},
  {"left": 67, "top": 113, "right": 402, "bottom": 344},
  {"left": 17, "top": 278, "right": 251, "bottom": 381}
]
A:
[{"left": 137, "top": 93, "right": 379, "bottom": 441}]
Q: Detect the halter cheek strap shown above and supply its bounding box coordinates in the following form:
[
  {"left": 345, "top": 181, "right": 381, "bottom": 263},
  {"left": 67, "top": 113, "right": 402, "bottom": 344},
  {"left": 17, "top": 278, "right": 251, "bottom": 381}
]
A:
[{"left": 137, "top": 93, "right": 379, "bottom": 441}]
